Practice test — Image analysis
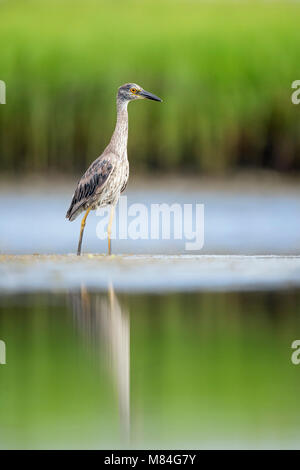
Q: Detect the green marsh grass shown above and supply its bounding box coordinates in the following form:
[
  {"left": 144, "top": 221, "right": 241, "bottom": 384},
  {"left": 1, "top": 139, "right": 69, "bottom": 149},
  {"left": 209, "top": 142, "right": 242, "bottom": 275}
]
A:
[{"left": 0, "top": 0, "right": 300, "bottom": 174}]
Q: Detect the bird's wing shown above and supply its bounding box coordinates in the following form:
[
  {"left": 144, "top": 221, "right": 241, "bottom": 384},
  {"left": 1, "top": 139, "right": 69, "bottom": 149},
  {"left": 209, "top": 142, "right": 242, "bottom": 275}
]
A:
[{"left": 66, "top": 153, "right": 115, "bottom": 221}]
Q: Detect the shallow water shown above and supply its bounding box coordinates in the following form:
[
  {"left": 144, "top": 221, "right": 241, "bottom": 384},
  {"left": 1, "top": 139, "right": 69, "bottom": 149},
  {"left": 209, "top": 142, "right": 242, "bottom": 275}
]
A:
[
  {"left": 2, "top": 254, "right": 300, "bottom": 293},
  {"left": 1, "top": 287, "right": 300, "bottom": 449},
  {"left": 1, "top": 188, "right": 300, "bottom": 255},
  {"left": 1, "top": 185, "right": 300, "bottom": 448}
]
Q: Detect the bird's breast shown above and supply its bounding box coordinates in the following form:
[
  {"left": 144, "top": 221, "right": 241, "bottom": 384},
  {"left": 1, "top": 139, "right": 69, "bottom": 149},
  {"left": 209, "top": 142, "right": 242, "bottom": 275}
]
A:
[{"left": 96, "top": 157, "right": 129, "bottom": 208}]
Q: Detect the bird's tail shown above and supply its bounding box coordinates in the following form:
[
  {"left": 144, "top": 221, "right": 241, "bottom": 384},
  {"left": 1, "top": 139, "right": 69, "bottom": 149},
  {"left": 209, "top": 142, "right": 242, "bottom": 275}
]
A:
[{"left": 66, "top": 200, "right": 85, "bottom": 221}]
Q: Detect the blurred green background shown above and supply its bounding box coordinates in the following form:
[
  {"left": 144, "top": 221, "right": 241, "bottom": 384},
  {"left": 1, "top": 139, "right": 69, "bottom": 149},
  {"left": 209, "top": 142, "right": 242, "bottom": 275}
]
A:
[{"left": 1, "top": 0, "right": 300, "bottom": 175}]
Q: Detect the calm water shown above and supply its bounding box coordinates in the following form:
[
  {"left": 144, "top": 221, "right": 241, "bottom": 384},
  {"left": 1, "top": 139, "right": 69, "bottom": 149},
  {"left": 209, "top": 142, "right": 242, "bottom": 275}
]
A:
[
  {"left": 1, "top": 287, "right": 300, "bottom": 449},
  {"left": 1, "top": 185, "right": 300, "bottom": 448},
  {"left": 1, "top": 188, "right": 300, "bottom": 254}
]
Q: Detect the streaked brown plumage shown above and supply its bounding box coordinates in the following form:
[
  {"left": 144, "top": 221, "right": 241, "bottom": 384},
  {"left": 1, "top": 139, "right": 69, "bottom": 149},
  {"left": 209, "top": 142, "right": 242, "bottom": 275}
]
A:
[
  {"left": 66, "top": 83, "right": 162, "bottom": 255},
  {"left": 66, "top": 157, "right": 114, "bottom": 221}
]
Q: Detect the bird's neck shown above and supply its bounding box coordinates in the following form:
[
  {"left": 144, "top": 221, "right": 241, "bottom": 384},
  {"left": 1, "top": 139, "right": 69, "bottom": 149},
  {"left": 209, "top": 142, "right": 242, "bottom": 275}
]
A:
[{"left": 110, "top": 98, "right": 129, "bottom": 157}]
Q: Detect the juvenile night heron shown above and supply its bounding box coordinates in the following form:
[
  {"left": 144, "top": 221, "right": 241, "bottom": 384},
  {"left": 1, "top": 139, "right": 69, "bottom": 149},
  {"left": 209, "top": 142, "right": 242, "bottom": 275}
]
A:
[{"left": 66, "top": 83, "right": 162, "bottom": 255}]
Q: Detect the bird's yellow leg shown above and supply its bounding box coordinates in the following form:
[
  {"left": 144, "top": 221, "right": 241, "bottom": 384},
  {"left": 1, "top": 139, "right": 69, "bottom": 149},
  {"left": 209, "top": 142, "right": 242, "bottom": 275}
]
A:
[
  {"left": 77, "top": 207, "right": 91, "bottom": 256},
  {"left": 107, "top": 205, "right": 115, "bottom": 256}
]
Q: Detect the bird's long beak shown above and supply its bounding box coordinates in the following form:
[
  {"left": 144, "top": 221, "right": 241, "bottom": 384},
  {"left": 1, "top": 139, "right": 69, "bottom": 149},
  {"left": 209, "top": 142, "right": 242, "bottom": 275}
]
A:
[{"left": 139, "top": 89, "right": 162, "bottom": 102}]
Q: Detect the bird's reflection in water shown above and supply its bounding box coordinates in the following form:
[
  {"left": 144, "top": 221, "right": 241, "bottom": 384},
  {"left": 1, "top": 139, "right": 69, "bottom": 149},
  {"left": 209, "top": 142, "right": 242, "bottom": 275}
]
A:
[{"left": 70, "top": 283, "right": 130, "bottom": 441}]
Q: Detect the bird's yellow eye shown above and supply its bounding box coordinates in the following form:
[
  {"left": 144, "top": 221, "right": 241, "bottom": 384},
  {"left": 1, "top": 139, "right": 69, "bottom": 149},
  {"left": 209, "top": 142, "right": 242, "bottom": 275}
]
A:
[{"left": 130, "top": 87, "right": 137, "bottom": 94}]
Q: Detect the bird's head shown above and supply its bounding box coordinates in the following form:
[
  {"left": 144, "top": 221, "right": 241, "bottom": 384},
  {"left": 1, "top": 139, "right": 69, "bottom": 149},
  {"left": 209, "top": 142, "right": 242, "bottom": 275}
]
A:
[{"left": 117, "top": 83, "right": 162, "bottom": 103}]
